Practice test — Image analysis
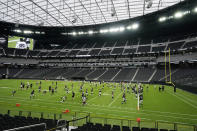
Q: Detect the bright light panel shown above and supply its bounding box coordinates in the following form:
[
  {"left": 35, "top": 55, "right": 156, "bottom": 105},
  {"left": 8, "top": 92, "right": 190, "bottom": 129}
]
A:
[
  {"left": 88, "top": 30, "right": 94, "bottom": 34},
  {"left": 194, "top": 7, "right": 197, "bottom": 13},
  {"left": 78, "top": 31, "right": 84, "bottom": 35},
  {"left": 159, "top": 17, "right": 166, "bottom": 22},
  {"left": 35, "top": 31, "right": 40, "bottom": 34},
  {"left": 72, "top": 32, "right": 77, "bottom": 36},
  {"left": 100, "top": 29, "right": 109, "bottom": 33},
  {"left": 109, "top": 28, "right": 119, "bottom": 32},
  {"left": 14, "top": 29, "right": 22, "bottom": 33},
  {"left": 119, "top": 27, "right": 125, "bottom": 32},
  {"left": 174, "top": 12, "right": 183, "bottom": 18},
  {"left": 24, "top": 30, "right": 33, "bottom": 34},
  {"left": 131, "top": 23, "right": 139, "bottom": 30}
]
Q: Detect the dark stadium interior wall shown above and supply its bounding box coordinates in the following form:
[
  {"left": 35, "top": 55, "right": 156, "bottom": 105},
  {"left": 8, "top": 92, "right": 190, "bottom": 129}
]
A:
[{"left": 0, "top": 32, "right": 8, "bottom": 48}]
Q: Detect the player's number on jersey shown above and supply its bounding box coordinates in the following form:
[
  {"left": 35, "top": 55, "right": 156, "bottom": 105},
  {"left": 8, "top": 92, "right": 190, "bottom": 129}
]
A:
[{"left": 19, "top": 44, "right": 25, "bottom": 48}]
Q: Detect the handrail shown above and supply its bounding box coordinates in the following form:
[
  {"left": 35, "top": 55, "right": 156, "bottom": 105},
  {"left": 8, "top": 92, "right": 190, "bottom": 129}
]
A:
[
  {"left": 4, "top": 123, "right": 46, "bottom": 131},
  {"left": 1, "top": 109, "right": 197, "bottom": 131},
  {"left": 47, "top": 115, "right": 90, "bottom": 131}
]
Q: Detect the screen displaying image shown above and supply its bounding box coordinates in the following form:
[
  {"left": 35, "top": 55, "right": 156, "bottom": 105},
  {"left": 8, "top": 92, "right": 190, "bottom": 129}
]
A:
[{"left": 8, "top": 36, "right": 34, "bottom": 50}]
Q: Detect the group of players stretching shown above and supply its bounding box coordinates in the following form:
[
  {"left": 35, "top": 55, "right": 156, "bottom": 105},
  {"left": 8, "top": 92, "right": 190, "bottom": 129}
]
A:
[
  {"left": 62, "top": 81, "right": 144, "bottom": 106},
  {"left": 12, "top": 80, "right": 144, "bottom": 106}
]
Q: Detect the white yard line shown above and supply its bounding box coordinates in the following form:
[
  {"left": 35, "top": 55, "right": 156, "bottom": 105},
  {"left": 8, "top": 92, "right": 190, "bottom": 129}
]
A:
[
  {"left": 0, "top": 87, "right": 10, "bottom": 89},
  {"left": 1, "top": 99, "right": 197, "bottom": 123},
  {"left": 175, "top": 92, "right": 197, "bottom": 105},
  {"left": 167, "top": 90, "right": 197, "bottom": 109},
  {"left": 108, "top": 92, "right": 122, "bottom": 107},
  {"left": 0, "top": 95, "right": 197, "bottom": 118},
  {"left": 87, "top": 96, "right": 99, "bottom": 103},
  {"left": 1, "top": 97, "right": 197, "bottom": 123}
]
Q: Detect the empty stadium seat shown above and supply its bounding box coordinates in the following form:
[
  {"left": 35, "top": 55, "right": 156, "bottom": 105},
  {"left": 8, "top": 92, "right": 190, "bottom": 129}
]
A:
[
  {"left": 0, "top": 114, "right": 49, "bottom": 131},
  {"left": 132, "top": 127, "right": 140, "bottom": 131},
  {"left": 122, "top": 126, "right": 130, "bottom": 131},
  {"left": 160, "top": 129, "right": 168, "bottom": 131},
  {"left": 141, "top": 127, "right": 150, "bottom": 131}
]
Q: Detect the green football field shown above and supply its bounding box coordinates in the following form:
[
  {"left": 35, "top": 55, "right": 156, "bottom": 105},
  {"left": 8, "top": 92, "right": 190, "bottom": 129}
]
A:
[
  {"left": 8, "top": 36, "right": 33, "bottom": 50},
  {"left": 0, "top": 79, "right": 197, "bottom": 130}
]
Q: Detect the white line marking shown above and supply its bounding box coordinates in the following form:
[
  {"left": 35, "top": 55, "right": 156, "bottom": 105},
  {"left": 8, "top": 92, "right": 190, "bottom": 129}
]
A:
[
  {"left": 167, "top": 91, "right": 197, "bottom": 109},
  {"left": 87, "top": 96, "right": 98, "bottom": 103},
  {"left": 0, "top": 97, "right": 197, "bottom": 122},
  {"left": 0, "top": 92, "right": 197, "bottom": 118},
  {"left": 108, "top": 92, "right": 122, "bottom": 107},
  {"left": 0, "top": 87, "right": 9, "bottom": 89},
  {"left": 175, "top": 92, "right": 197, "bottom": 105},
  {"left": 0, "top": 91, "right": 197, "bottom": 118}
]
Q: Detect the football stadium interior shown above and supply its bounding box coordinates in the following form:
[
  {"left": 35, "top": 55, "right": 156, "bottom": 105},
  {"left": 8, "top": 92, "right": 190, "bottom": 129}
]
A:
[{"left": 0, "top": 0, "right": 197, "bottom": 131}]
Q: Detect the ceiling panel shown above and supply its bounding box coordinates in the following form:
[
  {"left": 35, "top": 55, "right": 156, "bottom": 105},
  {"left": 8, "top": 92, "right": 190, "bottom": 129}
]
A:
[{"left": 0, "top": 0, "right": 184, "bottom": 27}]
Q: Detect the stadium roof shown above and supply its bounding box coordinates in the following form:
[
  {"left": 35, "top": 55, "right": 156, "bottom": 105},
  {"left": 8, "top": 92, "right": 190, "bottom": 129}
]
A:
[{"left": 0, "top": 0, "right": 184, "bottom": 27}]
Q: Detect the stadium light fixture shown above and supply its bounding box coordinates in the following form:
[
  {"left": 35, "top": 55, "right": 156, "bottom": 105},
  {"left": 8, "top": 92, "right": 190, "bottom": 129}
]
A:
[
  {"left": 126, "top": 26, "right": 132, "bottom": 30},
  {"left": 194, "top": 7, "right": 197, "bottom": 13},
  {"left": 174, "top": 12, "right": 183, "bottom": 19},
  {"left": 119, "top": 27, "right": 125, "bottom": 32},
  {"left": 100, "top": 29, "right": 109, "bottom": 33},
  {"left": 88, "top": 30, "right": 94, "bottom": 34},
  {"left": 72, "top": 32, "right": 77, "bottom": 36},
  {"left": 158, "top": 17, "right": 167, "bottom": 22},
  {"left": 131, "top": 23, "right": 139, "bottom": 30},
  {"left": 78, "top": 31, "right": 84, "bottom": 35},
  {"left": 14, "top": 29, "right": 22, "bottom": 33},
  {"left": 24, "top": 30, "right": 33, "bottom": 34},
  {"left": 109, "top": 28, "right": 119, "bottom": 32},
  {"left": 35, "top": 31, "right": 40, "bottom": 34}
]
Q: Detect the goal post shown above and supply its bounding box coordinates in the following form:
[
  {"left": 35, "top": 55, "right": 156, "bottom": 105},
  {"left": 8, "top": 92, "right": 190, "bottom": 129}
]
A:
[
  {"left": 137, "top": 90, "right": 139, "bottom": 111},
  {"left": 137, "top": 83, "right": 140, "bottom": 111},
  {"left": 165, "top": 48, "right": 175, "bottom": 87}
]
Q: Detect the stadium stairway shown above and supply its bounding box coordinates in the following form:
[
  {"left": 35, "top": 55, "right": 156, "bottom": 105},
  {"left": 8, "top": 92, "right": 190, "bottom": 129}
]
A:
[
  {"left": 87, "top": 69, "right": 107, "bottom": 80},
  {"left": 148, "top": 69, "right": 157, "bottom": 82},
  {"left": 111, "top": 69, "right": 122, "bottom": 81}
]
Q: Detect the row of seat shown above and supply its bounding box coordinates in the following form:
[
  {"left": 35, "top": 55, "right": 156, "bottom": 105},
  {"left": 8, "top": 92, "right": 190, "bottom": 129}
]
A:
[
  {"left": 1, "top": 66, "right": 196, "bottom": 84},
  {"left": 71, "top": 122, "right": 176, "bottom": 131},
  {"left": 0, "top": 114, "right": 56, "bottom": 131},
  {"left": 2, "top": 39, "right": 197, "bottom": 57}
]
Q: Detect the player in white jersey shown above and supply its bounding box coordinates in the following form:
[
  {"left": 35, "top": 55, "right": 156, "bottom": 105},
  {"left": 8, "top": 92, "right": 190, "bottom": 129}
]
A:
[
  {"left": 25, "top": 38, "right": 31, "bottom": 48},
  {"left": 15, "top": 38, "right": 27, "bottom": 49}
]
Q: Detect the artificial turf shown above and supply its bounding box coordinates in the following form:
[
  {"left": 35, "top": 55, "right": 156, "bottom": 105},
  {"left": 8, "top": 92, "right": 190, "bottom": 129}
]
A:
[{"left": 0, "top": 79, "right": 196, "bottom": 130}]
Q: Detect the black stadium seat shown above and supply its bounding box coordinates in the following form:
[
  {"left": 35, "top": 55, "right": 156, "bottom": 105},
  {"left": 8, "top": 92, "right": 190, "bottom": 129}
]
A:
[
  {"left": 141, "top": 127, "right": 150, "bottom": 131},
  {"left": 150, "top": 128, "right": 158, "bottom": 131},
  {"left": 132, "top": 127, "right": 140, "bottom": 131},
  {"left": 122, "top": 126, "right": 130, "bottom": 131},
  {"left": 111, "top": 125, "right": 121, "bottom": 131},
  {"left": 0, "top": 114, "right": 50, "bottom": 131},
  {"left": 160, "top": 129, "right": 168, "bottom": 131}
]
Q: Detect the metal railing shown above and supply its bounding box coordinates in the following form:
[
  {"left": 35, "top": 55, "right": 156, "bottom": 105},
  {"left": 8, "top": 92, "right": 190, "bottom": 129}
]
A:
[
  {"left": 4, "top": 123, "right": 46, "bottom": 131},
  {"left": 1, "top": 109, "right": 197, "bottom": 131},
  {"left": 89, "top": 115, "right": 197, "bottom": 131}
]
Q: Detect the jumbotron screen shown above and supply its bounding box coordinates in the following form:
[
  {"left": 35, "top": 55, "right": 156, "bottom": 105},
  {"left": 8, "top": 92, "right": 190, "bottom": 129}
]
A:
[{"left": 8, "top": 36, "right": 34, "bottom": 50}]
